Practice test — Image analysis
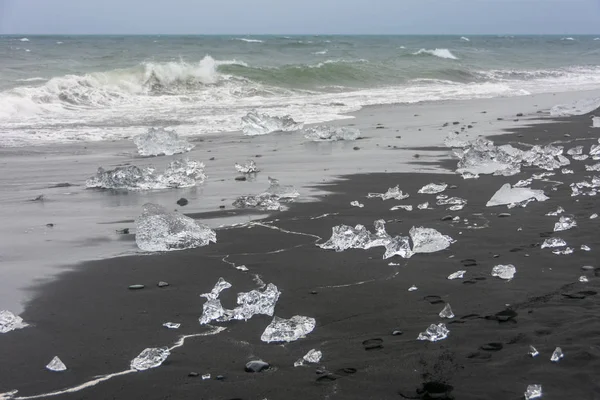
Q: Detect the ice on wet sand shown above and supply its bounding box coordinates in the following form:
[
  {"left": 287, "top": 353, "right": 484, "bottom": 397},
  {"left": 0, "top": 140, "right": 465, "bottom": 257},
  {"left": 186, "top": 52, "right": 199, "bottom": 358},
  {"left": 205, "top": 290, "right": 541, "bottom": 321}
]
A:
[
  {"left": 304, "top": 125, "right": 360, "bottom": 141},
  {"left": 235, "top": 160, "right": 260, "bottom": 174},
  {"left": 367, "top": 185, "right": 409, "bottom": 200},
  {"left": 486, "top": 183, "right": 548, "bottom": 207},
  {"left": 294, "top": 349, "right": 322, "bottom": 366},
  {"left": 410, "top": 226, "right": 453, "bottom": 254},
  {"left": 550, "top": 347, "right": 564, "bottom": 362},
  {"left": 439, "top": 304, "right": 454, "bottom": 319},
  {"left": 418, "top": 183, "right": 448, "bottom": 194},
  {"left": 133, "top": 127, "right": 194, "bottom": 156},
  {"left": 528, "top": 345, "right": 539, "bottom": 357},
  {"left": 417, "top": 323, "right": 449, "bottom": 342},
  {"left": 525, "top": 384, "right": 542, "bottom": 400},
  {"left": 261, "top": 316, "right": 316, "bottom": 343},
  {"left": 233, "top": 177, "right": 299, "bottom": 211},
  {"left": 553, "top": 215, "right": 577, "bottom": 232},
  {"left": 447, "top": 270, "right": 466, "bottom": 280},
  {"left": 0, "top": 310, "right": 28, "bottom": 333},
  {"left": 130, "top": 347, "right": 170, "bottom": 371},
  {"left": 492, "top": 264, "right": 516, "bottom": 280},
  {"left": 541, "top": 237, "right": 567, "bottom": 248},
  {"left": 135, "top": 203, "right": 216, "bottom": 252},
  {"left": 46, "top": 356, "right": 67, "bottom": 372},
  {"left": 242, "top": 111, "right": 303, "bottom": 136}
]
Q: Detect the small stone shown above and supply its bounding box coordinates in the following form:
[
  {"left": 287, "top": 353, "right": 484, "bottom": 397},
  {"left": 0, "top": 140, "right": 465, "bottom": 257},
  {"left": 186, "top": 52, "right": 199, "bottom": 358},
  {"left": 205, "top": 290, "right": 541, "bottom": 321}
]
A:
[
  {"left": 128, "top": 284, "right": 145, "bottom": 290},
  {"left": 46, "top": 223, "right": 54, "bottom": 228},
  {"left": 245, "top": 360, "right": 270, "bottom": 373},
  {"left": 219, "top": 205, "right": 225, "bottom": 209},
  {"left": 116, "top": 228, "right": 130, "bottom": 234},
  {"left": 310, "top": 290, "right": 318, "bottom": 295},
  {"left": 209, "top": 157, "right": 215, "bottom": 161},
  {"left": 353, "top": 146, "right": 360, "bottom": 151},
  {"left": 392, "top": 330, "right": 404, "bottom": 336},
  {"left": 176, "top": 198, "right": 189, "bottom": 207},
  {"left": 235, "top": 176, "right": 247, "bottom": 181},
  {"left": 516, "top": 113, "right": 524, "bottom": 117},
  {"left": 157, "top": 281, "right": 169, "bottom": 287},
  {"left": 453, "top": 121, "right": 460, "bottom": 125},
  {"left": 498, "top": 213, "right": 511, "bottom": 218},
  {"left": 188, "top": 372, "right": 200, "bottom": 377}
]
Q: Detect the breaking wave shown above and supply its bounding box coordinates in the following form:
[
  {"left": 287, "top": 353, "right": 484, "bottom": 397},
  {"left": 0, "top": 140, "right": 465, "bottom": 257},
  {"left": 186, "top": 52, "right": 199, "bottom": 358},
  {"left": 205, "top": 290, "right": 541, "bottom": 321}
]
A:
[
  {"left": 412, "top": 48, "right": 459, "bottom": 60},
  {"left": 234, "top": 38, "right": 264, "bottom": 43}
]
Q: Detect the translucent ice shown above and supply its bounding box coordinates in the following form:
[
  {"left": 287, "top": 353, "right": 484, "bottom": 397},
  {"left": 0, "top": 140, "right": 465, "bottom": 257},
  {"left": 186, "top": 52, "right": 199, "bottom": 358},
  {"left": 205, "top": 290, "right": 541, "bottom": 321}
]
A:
[
  {"left": 261, "top": 316, "right": 316, "bottom": 343},
  {"left": 86, "top": 159, "right": 206, "bottom": 190},
  {"left": 567, "top": 146, "right": 583, "bottom": 156},
  {"left": 133, "top": 127, "right": 194, "bottom": 156},
  {"left": 199, "top": 299, "right": 227, "bottom": 325},
  {"left": 417, "top": 202, "right": 429, "bottom": 210},
  {"left": 514, "top": 179, "right": 532, "bottom": 188},
  {"left": 486, "top": 183, "right": 548, "bottom": 207},
  {"left": 265, "top": 177, "right": 300, "bottom": 200},
  {"left": 579, "top": 275, "right": 589, "bottom": 283},
  {"left": 163, "top": 322, "right": 180, "bottom": 329},
  {"left": 546, "top": 206, "right": 565, "bottom": 216},
  {"left": 242, "top": 111, "right": 303, "bottom": 136},
  {"left": 447, "top": 270, "right": 466, "bottom": 280},
  {"left": 410, "top": 227, "right": 454, "bottom": 254},
  {"left": 46, "top": 356, "right": 67, "bottom": 372},
  {"left": 390, "top": 205, "right": 413, "bottom": 211},
  {"left": 552, "top": 247, "right": 573, "bottom": 255},
  {"left": 0, "top": 310, "right": 28, "bottom": 333},
  {"left": 455, "top": 138, "right": 522, "bottom": 176},
  {"left": 417, "top": 323, "right": 449, "bottom": 342},
  {"left": 200, "top": 277, "right": 232, "bottom": 300},
  {"left": 304, "top": 125, "right": 360, "bottom": 141},
  {"left": 525, "top": 384, "right": 542, "bottom": 400},
  {"left": 528, "top": 345, "right": 539, "bottom": 357},
  {"left": 444, "top": 132, "right": 469, "bottom": 148},
  {"left": 130, "top": 347, "right": 170, "bottom": 371},
  {"left": 350, "top": 201, "right": 364, "bottom": 208},
  {"left": 554, "top": 215, "right": 577, "bottom": 232},
  {"left": 492, "top": 264, "right": 516, "bottom": 280},
  {"left": 294, "top": 349, "right": 322, "bottom": 366},
  {"left": 418, "top": 183, "right": 447, "bottom": 194},
  {"left": 581, "top": 245, "right": 591, "bottom": 251},
  {"left": 235, "top": 160, "right": 260, "bottom": 174},
  {"left": 592, "top": 116, "right": 600, "bottom": 128},
  {"left": 550, "top": 347, "right": 564, "bottom": 362},
  {"left": 541, "top": 237, "right": 567, "bottom": 248},
  {"left": 585, "top": 163, "right": 600, "bottom": 172},
  {"left": 439, "top": 304, "right": 454, "bottom": 319},
  {"left": 384, "top": 236, "right": 413, "bottom": 259},
  {"left": 367, "top": 185, "right": 409, "bottom": 200},
  {"left": 408, "top": 285, "right": 418, "bottom": 291},
  {"left": 233, "top": 177, "right": 299, "bottom": 211},
  {"left": 135, "top": 203, "right": 216, "bottom": 252},
  {"left": 591, "top": 213, "right": 599, "bottom": 219},
  {"left": 319, "top": 224, "right": 375, "bottom": 252},
  {"left": 230, "top": 283, "right": 281, "bottom": 321}
]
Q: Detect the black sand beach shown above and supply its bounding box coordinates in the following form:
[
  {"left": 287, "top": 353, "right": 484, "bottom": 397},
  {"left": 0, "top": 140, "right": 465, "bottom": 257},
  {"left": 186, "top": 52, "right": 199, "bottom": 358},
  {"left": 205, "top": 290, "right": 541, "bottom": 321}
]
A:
[{"left": 1, "top": 111, "right": 600, "bottom": 400}]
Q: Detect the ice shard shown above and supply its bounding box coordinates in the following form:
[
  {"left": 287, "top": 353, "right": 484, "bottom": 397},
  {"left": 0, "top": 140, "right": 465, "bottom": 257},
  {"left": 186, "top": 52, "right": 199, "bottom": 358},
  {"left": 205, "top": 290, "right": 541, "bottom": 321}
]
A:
[
  {"left": 586, "top": 163, "right": 600, "bottom": 172},
  {"left": 135, "top": 203, "right": 216, "bottom": 252},
  {"left": 417, "top": 323, "right": 449, "bottom": 342},
  {"left": 46, "top": 356, "right": 67, "bottom": 372},
  {"left": 546, "top": 206, "right": 565, "bottom": 216},
  {"left": 592, "top": 116, "right": 600, "bottom": 128},
  {"left": 447, "top": 270, "right": 466, "bottom": 280},
  {"left": 418, "top": 183, "right": 448, "bottom": 194},
  {"left": 261, "top": 316, "right": 316, "bottom": 343},
  {"left": 130, "top": 347, "right": 170, "bottom": 371},
  {"left": 528, "top": 345, "right": 539, "bottom": 357},
  {"left": 439, "top": 304, "right": 454, "bottom": 319},
  {"left": 0, "top": 310, "right": 28, "bottom": 333},
  {"left": 242, "top": 111, "right": 303, "bottom": 136},
  {"left": 550, "top": 347, "right": 564, "bottom": 362},
  {"left": 553, "top": 215, "right": 577, "bottom": 232},
  {"left": 294, "top": 349, "right": 322, "bottom": 366},
  {"left": 417, "top": 202, "right": 429, "bottom": 210},
  {"left": 318, "top": 224, "right": 375, "bottom": 252},
  {"left": 367, "top": 185, "right": 410, "bottom": 200},
  {"left": 541, "top": 237, "right": 567, "bottom": 249},
  {"left": 230, "top": 283, "right": 281, "bottom": 321},
  {"left": 200, "top": 277, "right": 232, "bottom": 300},
  {"left": 552, "top": 247, "right": 573, "bottom": 255},
  {"left": 409, "top": 227, "right": 454, "bottom": 254},
  {"left": 234, "top": 177, "right": 299, "bottom": 211},
  {"left": 525, "top": 384, "right": 542, "bottom": 400},
  {"left": 235, "top": 160, "right": 260, "bottom": 174},
  {"left": 486, "top": 183, "right": 548, "bottom": 208},
  {"left": 304, "top": 125, "right": 360, "bottom": 141},
  {"left": 350, "top": 201, "right": 364, "bottom": 208},
  {"left": 163, "top": 322, "right": 181, "bottom": 329},
  {"left": 491, "top": 264, "right": 516, "bottom": 280},
  {"left": 133, "top": 127, "right": 194, "bottom": 157},
  {"left": 444, "top": 132, "right": 469, "bottom": 148},
  {"left": 384, "top": 236, "right": 413, "bottom": 259},
  {"left": 579, "top": 276, "right": 589, "bottom": 283},
  {"left": 390, "top": 205, "right": 413, "bottom": 211},
  {"left": 567, "top": 146, "right": 583, "bottom": 156}
]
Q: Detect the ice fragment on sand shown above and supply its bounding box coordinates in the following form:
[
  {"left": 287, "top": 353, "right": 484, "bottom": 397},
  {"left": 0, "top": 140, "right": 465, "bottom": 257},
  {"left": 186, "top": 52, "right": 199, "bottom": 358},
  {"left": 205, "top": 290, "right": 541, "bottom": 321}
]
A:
[
  {"left": 562, "top": 168, "right": 574, "bottom": 174},
  {"left": 525, "top": 384, "right": 542, "bottom": 400},
  {"left": 591, "top": 213, "right": 598, "bottom": 219},
  {"left": 408, "top": 285, "right": 418, "bottom": 292},
  {"left": 384, "top": 236, "right": 413, "bottom": 259},
  {"left": 417, "top": 202, "right": 429, "bottom": 210},
  {"left": 233, "top": 177, "right": 299, "bottom": 211},
  {"left": 447, "top": 270, "right": 466, "bottom": 280},
  {"left": 581, "top": 245, "right": 591, "bottom": 251},
  {"left": 541, "top": 237, "right": 566, "bottom": 249},
  {"left": 585, "top": 163, "right": 600, "bottom": 172},
  {"left": 242, "top": 111, "right": 303, "bottom": 136},
  {"left": 552, "top": 247, "right": 573, "bottom": 255},
  {"left": 546, "top": 207, "right": 564, "bottom": 216},
  {"left": 528, "top": 345, "right": 539, "bottom": 357},
  {"left": 444, "top": 132, "right": 469, "bottom": 148},
  {"left": 486, "top": 183, "right": 548, "bottom": 208},
  {"left": 390, "top": 205, "right": 413, "bottom": 211},
  {"left": 130, "top": 347, "right": 170, "bottom": 371},
  {"left": 304, "top": 125, "right": 360, "bottom": 141},
  {"left": 231, "top": 283, "right": 281, "bottom": 321},
  {"left": 418, "top": 183, "right": 447, "bottom": 194},
  {"left": 86, "top": 159, "right": 206, "bottom": 190},
  {"left": 201, "top": 277, "right": 232, "bottom": 300},
  {"left": 579, "top": 276, "right": 589, "bottom": 283},
  {"left": 199, "top": 299, "right": 227, "bottom": 325},
  {"left": 350, "top": 201, "right": 364, "bottom": 208},
  {"left": 46, "top": 356, "right": 67, "bottom": 372},
  {"left": 319, "top": 224, "right": 375, "bottom": 252},
  {"left": 163, "top": 322, "right": 180, "bottom": 329},
  {"left": 261, "top": 316, "right": 316, "bottom": 343},
  {"left": 294, "top": 349, "right": 322, "bottom": 366},
  {"left": 592, "top": 116, "right": 600, "bottom": 128},
  {"left": 0, "top": 310, "right": 28, "bottom": 333},
  {"left": 417, "top": 323, "right": 449, "bottom": 342},
  {"left": 572, "top": 154, "right": 589, "bottom": 161},
  {"left": 135, "top": 203, "right": 216, "bottom": 252},
  {"left": 410, "top": 226, "right": 453, "bottom": 254},
  {"left": 553, "top": 215, "right": 576, "bottom": 232},
  {"left": 439, "top": 304, "right": 454, "bottom": 319},
  {"left": 550, "top": 347, "right": 564, "bottom": 362},
  {"left": 235, "top": 160, "right": 259, "bottom": 174},
  {"left": 567, "top": 146, "right": 583, "bottom": 156},
  {"left": 492, "top": 264, "right": 516, "bottom": 280},
  {"left": 133, "top": 127, "right": 194, "bottom": 156},
  {"left": 202, "top": 373, "right": 211, "bottom": 380},
  {"left": 514, "top": 179, "right": 532, "bottom": 188},
  {"left": 367, "top": 185, "right": 409, "bottom": 200}
]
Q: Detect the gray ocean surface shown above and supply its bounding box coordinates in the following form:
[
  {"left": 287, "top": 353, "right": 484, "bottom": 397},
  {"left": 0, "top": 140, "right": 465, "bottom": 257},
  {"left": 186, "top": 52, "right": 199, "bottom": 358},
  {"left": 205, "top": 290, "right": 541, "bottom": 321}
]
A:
[{"left": 1, "top": 34, "right": 600, "bottom": 145}]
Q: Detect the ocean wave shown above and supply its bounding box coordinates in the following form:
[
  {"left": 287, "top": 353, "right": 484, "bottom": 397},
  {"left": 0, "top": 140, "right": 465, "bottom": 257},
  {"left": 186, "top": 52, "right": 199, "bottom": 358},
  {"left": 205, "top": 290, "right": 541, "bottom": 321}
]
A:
[
  {"left": 460, "top": 37, "right": 470, "bottom": 42},
  {"left": 234, "top": 38, "right": 264, "bottom": 43},
  {"left": 16, "top": 77, "right": 47, "bottom": 82},
  {"left": 312, "top": 50, "right": 328, "bottom": 55},
  {"left": 19, "top": 38, "right": 29, "bottom": 42},
  {"left": 561, "top": 37, "right": 576, "bottom": 41},
  {"left": 412, "top": 49, "right": 459, "bottom": 60}
]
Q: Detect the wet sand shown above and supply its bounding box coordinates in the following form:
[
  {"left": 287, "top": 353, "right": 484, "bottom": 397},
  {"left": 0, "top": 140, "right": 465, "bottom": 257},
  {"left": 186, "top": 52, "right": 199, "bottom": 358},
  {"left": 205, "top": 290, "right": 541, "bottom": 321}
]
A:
[{"left": 1, "top": 106, "right": 599, "bottom": 399}]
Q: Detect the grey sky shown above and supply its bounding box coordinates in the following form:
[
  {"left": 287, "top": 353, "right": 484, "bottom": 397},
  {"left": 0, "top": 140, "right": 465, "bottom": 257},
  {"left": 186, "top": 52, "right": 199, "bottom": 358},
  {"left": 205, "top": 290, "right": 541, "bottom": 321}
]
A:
[{"left": 1, "top": 0, "right": 599, "bottom": 35}]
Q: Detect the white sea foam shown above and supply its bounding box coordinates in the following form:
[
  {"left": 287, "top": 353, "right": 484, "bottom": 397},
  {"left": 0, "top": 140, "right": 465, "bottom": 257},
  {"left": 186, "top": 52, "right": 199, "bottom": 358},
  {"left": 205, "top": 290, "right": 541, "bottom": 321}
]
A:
[
  {"left": 235, "top": 38, "right": 264, "bottom": 43},
  {"left": 312, "top": 50, "right": 328, "bottom": 55},
  {"left": 413, "top": 48, "right": 458, "bottom": 60},
  {"left": 561, "top": 37, "right": 576, "bottom": 41},
  {"left": 19, "top": 38, "right": 29, "bottom": 42},
  {"left": 460, "top": 37, "right": 470, "bottom": 42}
]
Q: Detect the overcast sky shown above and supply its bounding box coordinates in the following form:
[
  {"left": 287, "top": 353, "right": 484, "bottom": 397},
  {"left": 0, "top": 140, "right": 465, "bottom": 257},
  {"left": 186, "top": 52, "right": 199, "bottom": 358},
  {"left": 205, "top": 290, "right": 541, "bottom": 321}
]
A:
[{"left": 1, "top": 0, "right": 599, "bottom": 35}]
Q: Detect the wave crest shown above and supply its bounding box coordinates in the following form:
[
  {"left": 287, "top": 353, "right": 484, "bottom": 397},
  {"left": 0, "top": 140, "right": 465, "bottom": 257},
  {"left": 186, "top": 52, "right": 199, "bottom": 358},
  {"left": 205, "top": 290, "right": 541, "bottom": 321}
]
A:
[{"left": 412, "top": 49, "right": 458, "bottom": 60}]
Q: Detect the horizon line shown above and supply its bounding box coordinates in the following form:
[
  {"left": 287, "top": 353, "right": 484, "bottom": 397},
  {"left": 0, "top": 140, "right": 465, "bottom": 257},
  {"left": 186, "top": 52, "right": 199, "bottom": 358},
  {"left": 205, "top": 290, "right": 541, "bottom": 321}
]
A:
[{"left": 2, "top": 33, "right": 600, "bottom": 36}]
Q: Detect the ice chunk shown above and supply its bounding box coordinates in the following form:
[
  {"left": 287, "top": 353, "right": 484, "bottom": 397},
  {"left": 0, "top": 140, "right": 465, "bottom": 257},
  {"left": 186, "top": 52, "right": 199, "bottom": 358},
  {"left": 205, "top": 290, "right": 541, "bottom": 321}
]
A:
[
  {"left": 46, "top": 356, "right": 67, "bottom": 372},
  {"left": 0, "top": 310, "right": 28, "bottom": 333},
  {"left": 384, "top": 236, "right": 413, "bottom": 259},
  {"left": 86, "top": 159, "right": 206, "bottom": 190},
  {"left": 202, "top": 373, "right": 211, "bottom": 380},
  {"left": 581, "top": 244, "right": 591, "bottom": 251},
  {"left": 541, "top": 237, "right": 566, "bottom": 248},
  {"left": 163, "top": 322, "right": 180, "bottom": 329},
  {"left": 514, "top": 179, "right": 532, "bottom": 188},
  {"left": 367, "top": 185, "right": 409, "bottom": 200},
  {"left": 551, "top": 97, "right": 600, "bottom": 116},
  {"left": 550, "top": 347, "right": 564, "bottom": 362},
  {"left": 492, "top": 264, "right": 516, "bottom": 280},
  {"left": 230, "top": 283, "right": 281, "bottom": 321},
  {"left": 486, "top": 183, "right": 548, "bottom": 207},
  {"left": 261, "top": 315, "right": 316, "bottom": 343},
  {"left": 200, "top": 277, "right": 232, "bottom": 300},
  {"left": 130, "top": 347, "right": 170, "bottom": 371},
  {"left": 554, "top": 215, "right": 576, "bottom": 231},
  {"left": 525, "top": 384, "right": 542, "bottom": 400},
  {"left": 135, "top": 203, "right": 216, "bottom": 252},
  {"left": 133, "top": 127, "right": 194, "bottom": 156},
  {"left": 410, "top": 227, "right": 453, "bottom": 254},
  {"left": 408, "top": 285, "right": 418, "bottom": 291},
  {"left": 265, "top": 177, "right": 300, "bottom": 200},
  {"left": 233, "top": 177, "right": 299, "bottom": 211},
  {"left": 447, "top": 270, "right": 466, "bottom": 280},
  {"left": 567, "top": 146, "right": 584, "bottom": 156},
  {"left": 591, "top": 213, "right": 599, "bottom": 219},
  {"left": 579, "top": 275, "right": 589, "bottom": 283},
  {"left": 528, "top": 345, "right": 539, "bottom": 357},
  {"left": 439, "top": 304, "right": 454, "bottom": 319},
  {"left": 546, "top": 206, "right": 564, "bottom": 216},
  {"left": 572, "top": 154, "right": 589, "bottom": 161},
  {"left": 585, "top": 163, "right": 600, "bottom": 172},
  {"left": 391, "top": 205, "right": 413, "bottom": 211},
  {"left": 319, "top": 224, "right": 374, "bottom": 252},
  {"left": 455, "top": 138, "right": 522, "bottom": 177},
  {"left": 591, "top": 143, "right": 600, "bottom": 156},
  {"left": 417, "top": 323, "right": 449, "bottom": 342},
  {"left": 294, "top": 349, "right": 322, "bottom": 366},
  {"left": 418, "top": 183, "right": 448, "bottom": 194},
  {"left": 350, "top": 201, "right": 364, "bottom": 208},
  {"left": 242, "top": 111, "right": 303, "bottom": 136},
  {"left": 417, "top": 202, "right": 429, "bottom": 210},
  {"left": 592, "top": 116, "right": 600, "bottom": 128},
  {"left": 199, "top": 299, "right": 227, "bottom": 325},
  {"left": 444, "top": 132, "right": 469, "bottom": 148},
  {"left": 552, "top": 247, "right": 573, "bottom": 255},
  {"left": 235, "top": 160, "right": 260, "bottom": 174},
  {"left": 303, "top": 125, "right": 360, "bottom": 141}
]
